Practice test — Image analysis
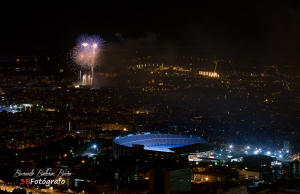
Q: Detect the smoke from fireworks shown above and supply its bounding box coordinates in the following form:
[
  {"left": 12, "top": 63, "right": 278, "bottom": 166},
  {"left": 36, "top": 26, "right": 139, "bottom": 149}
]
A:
[{"left": 72, "top": 34, "right": 104, "bottom": 85}]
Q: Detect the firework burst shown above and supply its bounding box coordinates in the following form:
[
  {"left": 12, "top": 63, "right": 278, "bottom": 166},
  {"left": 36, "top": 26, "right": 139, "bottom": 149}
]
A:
[{"left": 72, "top": 34, "right": 104, "bottom": 85}]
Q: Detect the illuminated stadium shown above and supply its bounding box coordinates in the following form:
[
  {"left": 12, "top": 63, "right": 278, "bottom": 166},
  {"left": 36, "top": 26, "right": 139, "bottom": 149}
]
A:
[{"left": 113, "top": 133, "right": 214, "bottom": 159}]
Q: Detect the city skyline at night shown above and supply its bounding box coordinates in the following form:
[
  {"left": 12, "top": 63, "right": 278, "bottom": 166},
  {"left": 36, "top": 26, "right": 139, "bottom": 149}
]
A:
[{"left": 1, "top": 1, "right": 300, "bottom": 194}]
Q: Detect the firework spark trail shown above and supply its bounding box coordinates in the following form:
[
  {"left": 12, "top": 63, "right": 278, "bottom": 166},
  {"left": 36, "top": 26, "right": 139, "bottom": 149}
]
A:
[{"left": 72, "top": 34, "right": 104, "bottom": 85}]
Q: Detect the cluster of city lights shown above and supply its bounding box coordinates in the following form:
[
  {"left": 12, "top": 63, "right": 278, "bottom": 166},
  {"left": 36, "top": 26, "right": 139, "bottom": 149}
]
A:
[
  {"left": 0, "top": 104, "right": 33, "bottom": 113},
  {"left": 227, "top": 144, "right": 290, "bottom": 160}
]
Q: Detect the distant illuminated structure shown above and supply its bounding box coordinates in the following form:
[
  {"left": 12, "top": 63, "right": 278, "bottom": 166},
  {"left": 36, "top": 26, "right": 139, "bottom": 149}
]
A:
[
  {"left": 198, "top": 59, "right": 220, "bottom": 78},
  {"left": 198, "top": 71, "right": 220, "bottom": 78}
]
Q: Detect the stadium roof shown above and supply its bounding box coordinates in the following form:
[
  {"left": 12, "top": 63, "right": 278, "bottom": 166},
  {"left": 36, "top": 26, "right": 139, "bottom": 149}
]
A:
[{"left": 113, "top": 133, "right": 209, "bottom": 153}]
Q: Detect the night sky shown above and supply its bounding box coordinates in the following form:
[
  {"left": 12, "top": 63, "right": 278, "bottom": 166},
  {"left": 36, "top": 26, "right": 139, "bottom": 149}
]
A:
[{"left": 2, "top": 1, "right": 300, "bottom": 64}]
